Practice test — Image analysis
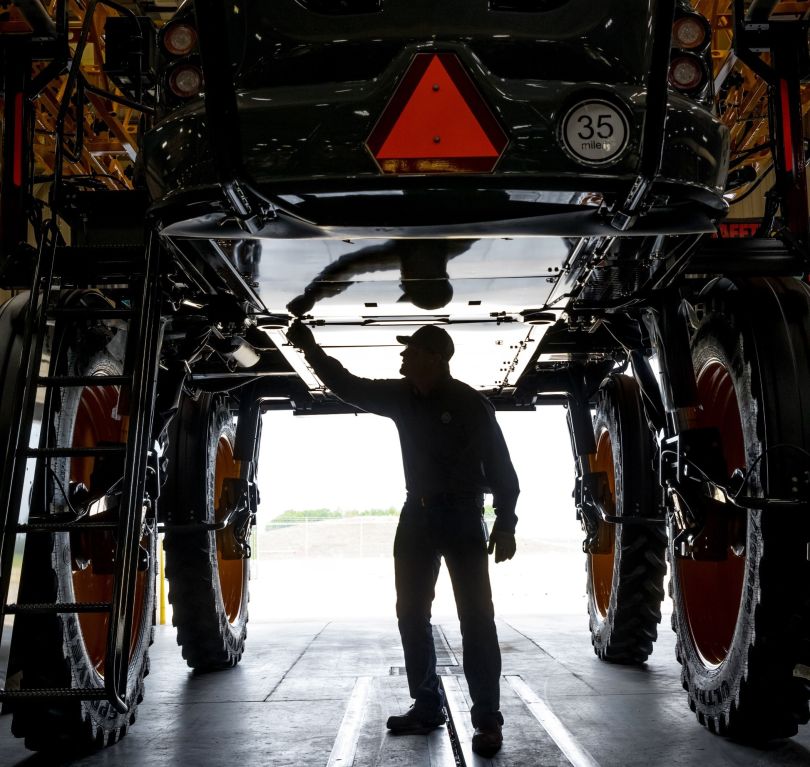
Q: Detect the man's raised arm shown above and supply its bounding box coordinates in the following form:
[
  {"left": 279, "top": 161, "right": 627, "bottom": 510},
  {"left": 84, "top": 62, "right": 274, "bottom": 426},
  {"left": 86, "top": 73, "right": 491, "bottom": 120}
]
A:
[{"left": 285, "top": 320, "right": 399, "bottom": 416}]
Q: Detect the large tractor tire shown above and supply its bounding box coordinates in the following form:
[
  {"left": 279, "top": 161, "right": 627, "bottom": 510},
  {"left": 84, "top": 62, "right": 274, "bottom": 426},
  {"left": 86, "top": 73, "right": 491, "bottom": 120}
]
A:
[
  {"left": 163, "top": 391, "right": 250, "bottom": 670},
  {"left": 0, "top": 293, "right": 29, "bottom": 483},
  {"left": 8, "top": 292, "right": 156, "bottom": 751},
  {"left": 0, "top": 293, "right": 28, "bottom": 431},
  {"left": 586, "top": 374, "right": 667, "bottom": 663},
  {"left": 670, "top": 277, "right": 810, "bottom": 740}
]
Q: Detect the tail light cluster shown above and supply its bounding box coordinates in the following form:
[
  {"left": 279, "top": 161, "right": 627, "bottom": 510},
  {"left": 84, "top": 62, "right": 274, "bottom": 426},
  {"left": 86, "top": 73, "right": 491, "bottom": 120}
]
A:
[
  {"left": 668, "top": 10, "right": 711, "bottom": 97},
  {"left": 160, "top": 20, "right": 203, "bottom": 100}
]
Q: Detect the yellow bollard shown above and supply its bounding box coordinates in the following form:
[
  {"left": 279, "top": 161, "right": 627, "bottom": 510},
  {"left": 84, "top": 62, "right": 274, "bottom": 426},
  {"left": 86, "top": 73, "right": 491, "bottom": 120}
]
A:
[{"left": 159, "top": 536, "right": 166, "bottom": 626}]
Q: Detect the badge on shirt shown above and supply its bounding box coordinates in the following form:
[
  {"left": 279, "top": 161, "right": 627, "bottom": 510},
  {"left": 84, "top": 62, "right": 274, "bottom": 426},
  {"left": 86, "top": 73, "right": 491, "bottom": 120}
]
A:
[{"left": 441, "top": 411, "right": 452, "bottom": 424}]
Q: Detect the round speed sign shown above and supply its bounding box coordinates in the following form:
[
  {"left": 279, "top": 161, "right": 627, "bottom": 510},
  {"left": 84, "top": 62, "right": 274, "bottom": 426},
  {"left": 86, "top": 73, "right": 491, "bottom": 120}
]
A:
[{"left": 560, "top": 100, "right": 629, "bottom": 166}]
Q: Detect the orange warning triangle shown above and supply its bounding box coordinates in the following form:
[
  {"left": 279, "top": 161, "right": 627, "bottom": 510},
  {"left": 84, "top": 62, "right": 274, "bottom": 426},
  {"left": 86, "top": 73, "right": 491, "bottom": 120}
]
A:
[
  {"left": 375, "top": 56, "right": 500, "bottom": 159},
  {"left": 367, "top": 53, "right": 508, "bottom": 173}
]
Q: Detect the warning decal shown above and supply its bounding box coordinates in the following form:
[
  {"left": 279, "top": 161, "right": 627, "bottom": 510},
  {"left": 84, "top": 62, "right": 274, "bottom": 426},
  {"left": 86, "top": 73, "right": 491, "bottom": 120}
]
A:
[{"left": 366, "top": 53, "right": 508, "bottom": 174}]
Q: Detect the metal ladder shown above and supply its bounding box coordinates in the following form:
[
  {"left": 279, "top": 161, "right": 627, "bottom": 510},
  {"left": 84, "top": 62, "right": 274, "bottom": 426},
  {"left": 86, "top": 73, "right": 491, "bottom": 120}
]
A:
[{"left": 0, "top": 228, "right": 163, "bottom": 713}]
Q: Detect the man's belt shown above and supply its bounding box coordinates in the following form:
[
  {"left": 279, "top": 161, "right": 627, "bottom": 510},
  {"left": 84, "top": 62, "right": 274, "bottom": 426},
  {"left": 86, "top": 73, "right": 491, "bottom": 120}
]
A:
[{"left": 412, "top": 492, "right": 484, "bottom": 508}]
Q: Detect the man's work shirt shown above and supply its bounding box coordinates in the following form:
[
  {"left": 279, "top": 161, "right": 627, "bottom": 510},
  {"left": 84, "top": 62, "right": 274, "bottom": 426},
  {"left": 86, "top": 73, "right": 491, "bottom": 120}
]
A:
[{"left": 302, "top": 346, "right": 520, "bottom": 534}]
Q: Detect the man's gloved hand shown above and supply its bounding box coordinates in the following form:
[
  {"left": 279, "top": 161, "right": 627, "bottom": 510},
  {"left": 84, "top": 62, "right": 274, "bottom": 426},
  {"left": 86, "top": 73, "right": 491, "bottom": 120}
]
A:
[
  {"left": 286, "top": 319, "right": 317, "bottom": 352},
  {"left": 487, "top": 531, "right": 516, "bottom": 563}
]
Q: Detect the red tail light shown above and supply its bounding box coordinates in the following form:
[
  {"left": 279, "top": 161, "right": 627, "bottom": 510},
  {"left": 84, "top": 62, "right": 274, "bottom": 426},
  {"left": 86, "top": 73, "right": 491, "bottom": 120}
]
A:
[
  {"left": 668, "top": 54, "right": 706, "bottom": 93},
  {"left": 168, "top": 64, "right": 203, "bottom": 98},
  {"left": 672, "top": 14, "right": 710, "bottom": 51},
  {"left": 163, "top": 22, "right": 197, "bottom": 56}
]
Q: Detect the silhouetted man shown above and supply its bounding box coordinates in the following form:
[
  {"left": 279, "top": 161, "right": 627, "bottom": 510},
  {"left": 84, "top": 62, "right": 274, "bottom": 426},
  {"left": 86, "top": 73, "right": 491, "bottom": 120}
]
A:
[{"left": 285, "top": 321, "right": 519, "bottom": 757}]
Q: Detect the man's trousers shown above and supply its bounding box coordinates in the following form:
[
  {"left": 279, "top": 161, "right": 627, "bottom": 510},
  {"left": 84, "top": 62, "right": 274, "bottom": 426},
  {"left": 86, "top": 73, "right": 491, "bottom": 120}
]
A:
[{"left": 393, "top": 496, "right": 503, "bottom": 729}]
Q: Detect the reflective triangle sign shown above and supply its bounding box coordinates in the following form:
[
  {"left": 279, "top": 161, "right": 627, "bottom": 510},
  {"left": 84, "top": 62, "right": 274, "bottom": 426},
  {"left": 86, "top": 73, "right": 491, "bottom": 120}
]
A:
[{"left": 366, "top": 53, "right": 508, "bottom": 174}]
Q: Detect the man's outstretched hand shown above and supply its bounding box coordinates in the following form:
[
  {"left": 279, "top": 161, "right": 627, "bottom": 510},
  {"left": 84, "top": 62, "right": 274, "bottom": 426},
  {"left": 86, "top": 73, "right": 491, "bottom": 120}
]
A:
[
  {"left": 488, "top": 531, "right": 516, "bottom": 563},
  {"left": 286, "top": 319, "right": 317, "bottom": 352}
]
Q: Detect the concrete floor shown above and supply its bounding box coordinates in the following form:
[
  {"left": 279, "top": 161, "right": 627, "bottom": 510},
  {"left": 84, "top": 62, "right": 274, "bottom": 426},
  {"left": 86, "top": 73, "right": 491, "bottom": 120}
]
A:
[
  {"left": 2, "top": 537, "right": 809, "bottom": 766},
  {"left": 2, "top": 613, "right": 810, "bottom": 767}
]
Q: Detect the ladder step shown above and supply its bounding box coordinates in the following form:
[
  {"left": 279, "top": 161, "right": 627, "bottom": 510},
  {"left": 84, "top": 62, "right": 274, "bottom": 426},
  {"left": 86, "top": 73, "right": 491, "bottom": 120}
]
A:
[
  {"left": 55, "top": 244, "right": 144, "bottom": 260},
  {"left": 5, "top": 602, "right": 112, "bottom": 615},
  {"left": 0, "top": 687, "right": 110, "bottom": 701},
  {"left": 17, "top": 520, "right": 118, "bottom": 533},
  {"left": 56, "top": 266, "right": 146, "bottom": 285},
  {"left": 36, "top": 375, "right": 131, "bottom": 387},
  {"left": 48, "top": 308, "right": 134, "bottom": 319},
  {"left": 23, "top": 446, "right": 126, "bottom": 458}
]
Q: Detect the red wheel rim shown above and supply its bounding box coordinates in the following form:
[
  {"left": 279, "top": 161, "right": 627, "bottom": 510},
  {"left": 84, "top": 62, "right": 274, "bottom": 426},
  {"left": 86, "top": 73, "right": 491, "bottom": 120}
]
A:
[
  {"left": 70, "top": 381, "right": 147, "bottom": 676},
  {"left": 589, "top": 427, "right": 616, "bottom": 619},
  {"left": 215, "top": 435, "right": 245, "bottom": 624},
  {"left": 677, "top": 359, "right": 747, "bottom": 667}
]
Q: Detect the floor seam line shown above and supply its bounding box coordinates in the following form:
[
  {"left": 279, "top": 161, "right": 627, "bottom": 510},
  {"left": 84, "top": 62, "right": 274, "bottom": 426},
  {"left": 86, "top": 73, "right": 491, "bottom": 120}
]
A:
[
  {"left": 263, "top": 620, "right": 332, "bottom": 702},
  {"left": 503, "top": 620, "right": 600, "bottom": 693}
]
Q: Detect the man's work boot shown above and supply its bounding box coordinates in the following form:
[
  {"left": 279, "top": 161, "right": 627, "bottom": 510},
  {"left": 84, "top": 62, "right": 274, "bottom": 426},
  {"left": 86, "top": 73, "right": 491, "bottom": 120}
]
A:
[
  {"left": 386, "top": 705, "right": 446, "bottom": 735},
  {"left": 472, "top": 723, "right": 503, "bottom": 756}
]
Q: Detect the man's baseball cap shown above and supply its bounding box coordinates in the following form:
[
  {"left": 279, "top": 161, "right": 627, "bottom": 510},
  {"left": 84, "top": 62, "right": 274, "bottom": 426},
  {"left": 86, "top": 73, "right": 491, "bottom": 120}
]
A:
[{"left": 396, "top": 325, "right": 455, "bottom": 361}]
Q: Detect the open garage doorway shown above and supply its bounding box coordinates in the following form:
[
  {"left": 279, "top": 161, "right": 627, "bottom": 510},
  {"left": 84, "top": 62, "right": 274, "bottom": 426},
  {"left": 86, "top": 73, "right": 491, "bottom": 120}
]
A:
[{"left": 248, "top": 407, "right": 588, "bottom": 622}]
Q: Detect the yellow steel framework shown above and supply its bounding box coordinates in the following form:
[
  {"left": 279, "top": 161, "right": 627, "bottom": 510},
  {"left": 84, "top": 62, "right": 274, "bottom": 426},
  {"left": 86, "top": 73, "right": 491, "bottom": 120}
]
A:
[
  {"left": 1, "top": 0, "right": 174, "bottom": 190},
  {"left": 31, "top": 1, "right": 140, "bottom": 189},
  {"left": 34, "top": 0, "right": 141, "bottom": 188},
  {"left": 696, "top": 0, "right": 810, "bottom": 206}
]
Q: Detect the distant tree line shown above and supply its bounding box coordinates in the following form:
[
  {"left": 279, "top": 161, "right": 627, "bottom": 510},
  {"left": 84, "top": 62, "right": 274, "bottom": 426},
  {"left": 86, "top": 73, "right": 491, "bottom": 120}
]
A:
[
  {"left": 268, "top": 505, "right": 496, "bottom": 526},
  {"left": 269, "top": 508, "right": 399, "bottom": 525}
]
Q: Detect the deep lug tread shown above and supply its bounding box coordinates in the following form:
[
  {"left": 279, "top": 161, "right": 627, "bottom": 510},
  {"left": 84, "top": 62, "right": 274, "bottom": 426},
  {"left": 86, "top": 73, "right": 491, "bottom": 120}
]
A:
[
  {"left": 163, "top": 392, "right": 249, "bottom": 671},
  {"left": 586, "top": 374, "right": 667, "bottom": 665},
  {"left": 670, "top": 277, "right": 810, "bottom": 742}
]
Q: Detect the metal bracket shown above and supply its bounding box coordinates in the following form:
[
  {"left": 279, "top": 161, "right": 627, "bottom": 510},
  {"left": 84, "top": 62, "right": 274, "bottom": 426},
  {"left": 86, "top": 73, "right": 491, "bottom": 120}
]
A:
[
  {"left": 641, "top": 296, "right": 698, "bottom": 411},
  {"left": 575, "top": 471, "right": 608, "bottom": 554},
  {"left": 215, "top": 477, "right": 253, "bottom": 560},
  {"left": 577, "top": 469, "right": 665, "bottom": 554},
  {"left": 662, "top": 427, "right": 807, "bottom": 559},
  {"left": 660, "top": 428, "right": 728, "bottom": 487}
]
